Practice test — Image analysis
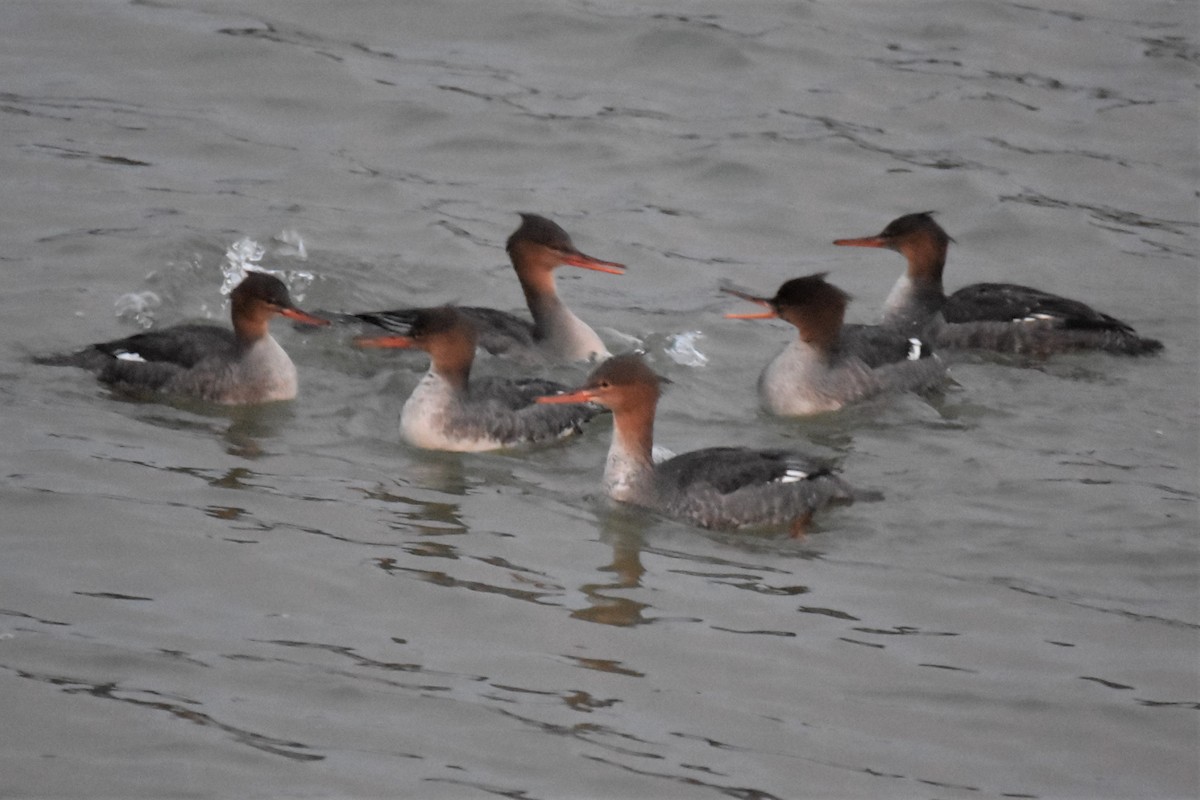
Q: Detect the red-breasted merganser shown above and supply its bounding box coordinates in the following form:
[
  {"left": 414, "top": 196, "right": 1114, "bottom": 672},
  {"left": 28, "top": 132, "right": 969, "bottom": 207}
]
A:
[
  {"left": 354, "top": 213, "right": 624, "bottom": 362},
  {"left": 537, "top": 353, "right": 858, "bottom": 534},
  {"left": 833, "top": 212, "right": 1163, "bottom": 356},
  {"left": 37, "top": 272, "right": 329, "bottom": 404},
  {"left": 355, "top": 306, "right": 602, "bottom": 452},
  {"left": 723, "top": 273, "right": 945, "bottom": 416}
]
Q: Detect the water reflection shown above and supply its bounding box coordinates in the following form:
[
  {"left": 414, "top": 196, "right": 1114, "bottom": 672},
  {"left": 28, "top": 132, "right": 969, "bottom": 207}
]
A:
[
  {"left": 204, "top": 505, "right": 245, "bottom": 521},
  {"left": 207, "top": 466, "right": 259, "bottom": 490},
  {"left": 572, "top": 509, "right": 651, "bottom": 627},
  {"left": 222, "top": 402, "right": 294, "bottom": 458},
  {"left": 561, "top": 654, "right": 645, "bottom": 678},
  {"left": 571, "top": 504, "right": 838, "bottom": 626},
  {"left": 10, "top": 666, "right": 324, "bottom": 762},
  {"left": 372, "top": 556, "right": 558, "bottom": 606},
  {"left": 358, "top": 480, "right": 468, "bottom": 536},
  {"left": 393, "top": 452, "right": 474, "bottom": 497},
  {"left": 121, "top": 397, "right": 296, "bottom": 459}
]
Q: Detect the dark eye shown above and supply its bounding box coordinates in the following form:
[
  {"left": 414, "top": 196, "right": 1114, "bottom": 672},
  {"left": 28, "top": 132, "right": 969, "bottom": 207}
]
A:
[{"left": 599, "top": 380, "right": 611, "bottom": 389}]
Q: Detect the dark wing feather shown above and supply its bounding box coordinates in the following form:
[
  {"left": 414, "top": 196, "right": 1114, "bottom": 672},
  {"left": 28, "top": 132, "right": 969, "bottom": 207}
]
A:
[
  {"left": 459, "top": 307, "right": 537, "bottom": 353},
  {"left": 37, "top": 324, "right": 236, "bottom": 371},
  {"left": 351, "top": 308, "right": 419, "bottom": 333},
  {"left": 468, "top": 376, "right": 569, "bottom": 411},
  {"left": 946, "top": 283, "right": 1134, "bottom": 333},
  {"left": 466, "top": 376, "right": 602, "bottom": 444},
  {"left": 353, "top": 306, "right": 536, "bottom": 354},
  {"left": 656, "top": 447, "right": 835, "bottom": 496},
  {"left": 840, "top": 323, "right": 933, "bottom": 366},
  {"left": 97, "top": 324, "right": 237, "bottom": 366},
  {"left": 97, "top": 359, "right": 189, "bottom": 393}
]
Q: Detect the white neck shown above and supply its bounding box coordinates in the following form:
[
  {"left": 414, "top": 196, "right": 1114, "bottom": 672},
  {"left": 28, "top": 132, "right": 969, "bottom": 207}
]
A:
[
  {"left": 533, "top": 296, "right": 610, "bottom": 361},
  {"left": 400, "top": 370, "right": 460, "bottom": 450},
  {"left": 759, "top": 340, "right": 848, "bottom": 416},
  {"left": 603, "top": 416, "right": 655, "bottom": 502},
  {"left": 882, "top": 274, "right": 914, "bottom": 325},
  {"left": 225, "top": 334, "right": 297, "bottom": 403}
]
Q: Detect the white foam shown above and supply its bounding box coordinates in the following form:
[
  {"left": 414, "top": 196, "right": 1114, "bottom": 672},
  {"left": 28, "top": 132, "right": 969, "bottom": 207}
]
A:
[
  {"left": 113, "top": 290, "right": 162, "bottom": 329},
  {"left": 665, "top": 330, "right": 709, "bottom": 367}
]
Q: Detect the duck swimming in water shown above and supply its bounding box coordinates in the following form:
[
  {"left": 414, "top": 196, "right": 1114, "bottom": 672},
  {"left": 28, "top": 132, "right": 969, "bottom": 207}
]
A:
[
  {"left": 356, "top": 305, "right": 602, "bottom": 452},
  {"left": 538, "top": 353, "right": 860, "bottom": 535},
  {"left": 38, "top": 271, "right": 328, "bottom": 405},
  {"left": 353, "top": 213, "right": 624, "bottom": 363},
  {"left": 834, "top": 211, "right": 1162, "bottom": 356},
  {"left": 724, "top": 273, "right": 945, "bottom": 416}
]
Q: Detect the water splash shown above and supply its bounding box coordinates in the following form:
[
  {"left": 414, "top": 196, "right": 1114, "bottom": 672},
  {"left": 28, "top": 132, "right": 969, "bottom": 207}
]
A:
[
  {"left": 272, "top": 229, "right": 307, "bottom": 260},
  {"left": 219, "top": 237, "right": 268, "bottom": 295},
  {"left": 114, "top": 290, "right": 162, "bottom": 329},
  {"left": 219, "top": 232, "right": 314, "bottom": 301},
  {"left": 664, "top": 330, "right": 709, "bottom": 367}
]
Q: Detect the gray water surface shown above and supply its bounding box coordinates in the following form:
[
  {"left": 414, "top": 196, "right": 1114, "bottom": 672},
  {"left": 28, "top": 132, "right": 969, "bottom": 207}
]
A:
[{"left": 1, "top": 1, "right": 1197, "bottom": 798}]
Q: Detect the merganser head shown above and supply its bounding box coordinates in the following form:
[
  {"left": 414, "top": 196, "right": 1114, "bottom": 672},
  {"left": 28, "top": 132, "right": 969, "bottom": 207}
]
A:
[
  {"left": 231, "top": 271, "right": 328, "bottom": 336},
  {"left": 354, "top": 306, "right": 478, "bottom": 356},
  {"left": 833, "top": 212, "right": 953, "bottom": 283},
  {"left": 536, "top": 352, "right": 666, "bottom": 414},
  {"left": 354, "top": 306, "right": 480, "bottom": 388},
  {"left": 833, "top": 211, "right": 952, "bottom": 252},
  {"left": 724, "top": 273, "right": 848, "bottom": 350},
  {"left": 506, "top": 213, "right": 625, "bottom": 276}
]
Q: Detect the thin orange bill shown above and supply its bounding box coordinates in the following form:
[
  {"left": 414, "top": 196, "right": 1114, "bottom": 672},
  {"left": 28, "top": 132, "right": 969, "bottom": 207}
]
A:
[
  {"left": 720, "top": 286, "right": 776, "bottom": 319},
  {"left": 559, "top": 251, "right": 626, "bottom": 275},
  {"left": 832, "top": 235, "right": 888, "bottom": 248},
  {"left": 725, "top": 310, "right": 778, "bottom": 320},
  {"left": 280, "top": 308, "right": 331, "bottom": 326}
]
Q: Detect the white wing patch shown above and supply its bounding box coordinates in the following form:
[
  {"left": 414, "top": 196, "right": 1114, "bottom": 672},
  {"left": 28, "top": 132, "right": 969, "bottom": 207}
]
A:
[
  {"left": 1017, "top": 313, "right": 1055, "bottom": 323},
  {"left": 779, "top": 467, "right": 810, "bottom": 484},
  {"left": 907, "top": 338, "right": 923, "bottom": 360},
  {"left": 115, "top": 351, "right": 147, "bottom": 362}
]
